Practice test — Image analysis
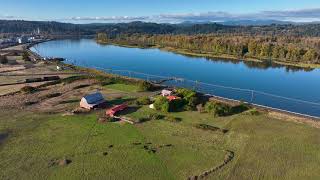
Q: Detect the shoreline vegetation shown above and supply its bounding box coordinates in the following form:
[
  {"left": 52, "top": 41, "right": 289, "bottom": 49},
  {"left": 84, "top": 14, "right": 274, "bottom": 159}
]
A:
[{"left": 96, "top": 33, "right": 320, "bottom": 69}]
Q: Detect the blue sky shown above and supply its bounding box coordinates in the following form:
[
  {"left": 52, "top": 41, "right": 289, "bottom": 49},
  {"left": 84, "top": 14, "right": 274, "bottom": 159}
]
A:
[{"left": 1, "top": 0, "right": 320, "bottom": 23}]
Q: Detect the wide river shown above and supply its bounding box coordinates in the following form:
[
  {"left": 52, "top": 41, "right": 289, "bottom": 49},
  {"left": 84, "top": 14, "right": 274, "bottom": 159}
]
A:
[{"left": 31, "top": 39, "right": 320, "bottom": 117}]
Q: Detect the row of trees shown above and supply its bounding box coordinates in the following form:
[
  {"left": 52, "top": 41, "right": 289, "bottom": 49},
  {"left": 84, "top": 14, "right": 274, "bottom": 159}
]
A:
[
  {"left": 97, "top": 33, "right": 320, "bottom": 64},
  {"left": 3, "top": 20, "right": 320, "bottom": 37}
]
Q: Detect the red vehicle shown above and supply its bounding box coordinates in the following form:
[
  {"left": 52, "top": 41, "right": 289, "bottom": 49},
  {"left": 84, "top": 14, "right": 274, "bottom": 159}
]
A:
[{"left": 106, "top": 103, "right": 128, "bottom": 117}]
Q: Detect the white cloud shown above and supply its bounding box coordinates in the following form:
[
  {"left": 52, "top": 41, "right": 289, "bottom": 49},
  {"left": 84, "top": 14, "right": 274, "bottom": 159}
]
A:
[{"left": 69, "top": 8, "right": 320, "bottom": 23}]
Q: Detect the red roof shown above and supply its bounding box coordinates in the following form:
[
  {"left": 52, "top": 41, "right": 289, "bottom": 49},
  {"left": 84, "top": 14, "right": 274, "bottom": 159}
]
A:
[
  {"left": 106, "top": 104, "right": 128, "bottom": 117},
  {"left": 167, "top": 96, "right": 180, "bottom": 102}
]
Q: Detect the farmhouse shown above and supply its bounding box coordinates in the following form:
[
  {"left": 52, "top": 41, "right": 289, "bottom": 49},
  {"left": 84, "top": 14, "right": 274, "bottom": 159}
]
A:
[
  {"left": 80, "top": 92, "right": 106, "bottom": 109},
  {"left": 161, "top": 89, "right": 173, "bottom": 96}
]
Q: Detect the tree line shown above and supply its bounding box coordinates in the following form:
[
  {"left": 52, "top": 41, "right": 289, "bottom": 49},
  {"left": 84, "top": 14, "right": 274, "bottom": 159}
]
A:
[
  {"left": 97, "top": 33, "right": 320, "bottom": 64},
  {"left": 3, "top": 20, "right": 320, "bottom": 37}
]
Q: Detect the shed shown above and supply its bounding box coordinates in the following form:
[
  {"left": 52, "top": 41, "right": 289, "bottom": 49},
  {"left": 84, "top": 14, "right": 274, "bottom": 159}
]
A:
[
  {"left": 106, "top": 104, "right": 128, "bottom": 117},
  {"left": 161, "top": 89, "right": 173, "bottom": 96},
  {"left": 167, "top": 96, "right": 181, "bottom": 102},
  {"left": 80, "top": 92, "right": 106, "bottom": 110}
]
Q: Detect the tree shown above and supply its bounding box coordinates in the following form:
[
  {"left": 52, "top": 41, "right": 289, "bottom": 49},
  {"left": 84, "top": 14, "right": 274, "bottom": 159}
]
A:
[
  {"left": 22, "top": 52, "right": 30, "bottom": 61},
  {"left": 303, "top": 49, "right": 317, "bottom": 62}
]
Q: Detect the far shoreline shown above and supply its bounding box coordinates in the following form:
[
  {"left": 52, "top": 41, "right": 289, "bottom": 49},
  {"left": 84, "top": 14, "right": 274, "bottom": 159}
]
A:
[{"left": 97, "top": 40, "right": 320, "bottom": 70}]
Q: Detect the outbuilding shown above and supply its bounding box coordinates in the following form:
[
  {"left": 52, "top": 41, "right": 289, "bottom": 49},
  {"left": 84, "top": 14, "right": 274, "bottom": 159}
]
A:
[
  {"left": 80, "top": 92, "right": 106, "bottom": 110},
  {"left": 161, "top": 89, "right": 173, "bottom": 96},
  {"left": 106, "top": 104, "right": 128, "bottom": 117}
]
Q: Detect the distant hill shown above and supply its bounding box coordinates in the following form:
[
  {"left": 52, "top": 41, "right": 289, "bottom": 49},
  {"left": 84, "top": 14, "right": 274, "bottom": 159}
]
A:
[
  {"left": 1, "top": 20, "right": 320, "bottom": 37},
  {"left": 220, "top": 20, "right": 296, "bottom": 26}
]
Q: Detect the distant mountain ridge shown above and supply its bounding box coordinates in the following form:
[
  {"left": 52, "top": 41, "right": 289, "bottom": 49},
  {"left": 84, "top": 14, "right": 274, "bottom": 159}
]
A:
[
  {"left": 1, "top": 19, "right": 320, "bottom": 36},
  {"left": 180, "top": 19, "right": 320, "bottom": 26}
]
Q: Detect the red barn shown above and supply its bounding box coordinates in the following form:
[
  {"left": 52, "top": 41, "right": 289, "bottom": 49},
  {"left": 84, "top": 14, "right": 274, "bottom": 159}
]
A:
[{"left": 106, "top": 104, "right": 128, "bottom": 117}]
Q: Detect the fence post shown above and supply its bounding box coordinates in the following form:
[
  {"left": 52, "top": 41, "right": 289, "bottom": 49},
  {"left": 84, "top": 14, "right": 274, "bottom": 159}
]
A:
[{"left": 250, "top": 90, "right": 254, "bottom": 103}]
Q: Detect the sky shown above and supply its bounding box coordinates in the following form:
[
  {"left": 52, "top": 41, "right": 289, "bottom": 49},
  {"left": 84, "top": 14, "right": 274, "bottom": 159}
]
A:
[{"left": 1, "top": 0, "right": 320, "bottom": 23}]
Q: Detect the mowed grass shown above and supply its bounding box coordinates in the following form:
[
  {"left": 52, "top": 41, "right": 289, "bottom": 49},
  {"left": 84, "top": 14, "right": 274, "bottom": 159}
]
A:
[
  {"left": 0, "top": 107, "right": 320, "bottom": 180},
  {"left": 104, "top": 83, "right": 140, "bottom": 92}
]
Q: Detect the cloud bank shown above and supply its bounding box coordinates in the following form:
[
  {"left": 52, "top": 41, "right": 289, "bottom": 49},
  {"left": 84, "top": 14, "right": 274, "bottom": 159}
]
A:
[{"left": 70, "top": 8, "right": 320, "bottom": 23}]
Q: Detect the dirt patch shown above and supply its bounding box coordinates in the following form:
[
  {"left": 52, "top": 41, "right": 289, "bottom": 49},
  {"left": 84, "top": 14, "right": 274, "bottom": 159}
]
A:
[
  {"left": 48, "top": 158, "right": 72, "bottom": 167},
  {"left": 268, "top": 111, "right": 320, "bottom": 129}
]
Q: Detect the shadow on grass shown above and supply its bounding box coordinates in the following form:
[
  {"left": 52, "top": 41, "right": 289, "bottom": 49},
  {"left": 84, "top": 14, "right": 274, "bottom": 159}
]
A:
[
  {"left": 108, "top": 98, "right": 136, "bottom": 106},
  {"left": 0, "top": 132, "right": 9, "bottom": 145},
  {"left": 116, "top": 106, "right": 141, "bottom": 116},
  {"left": 59, "top": 99, "right": 79, "bottom": 104}
]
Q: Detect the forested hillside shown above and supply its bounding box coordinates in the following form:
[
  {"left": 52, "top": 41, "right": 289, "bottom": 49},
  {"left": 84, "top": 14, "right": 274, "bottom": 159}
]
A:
[
  {"left": 97, "top": 33, "right": 320, "bottom": 64},
  {"left": 2, "top": 20, "right": 320, "bottom": 37}
]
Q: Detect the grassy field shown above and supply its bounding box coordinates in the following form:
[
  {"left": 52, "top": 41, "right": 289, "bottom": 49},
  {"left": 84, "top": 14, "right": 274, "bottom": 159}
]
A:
[
  {"left": 104, "top": 83, "right": 140, "bottom": 92},
  {"left": 0, "top": 60, "right": 319, "bottom": 179},
  {"left": 0, "top": 106, "right": 319, "bottom": 180}
]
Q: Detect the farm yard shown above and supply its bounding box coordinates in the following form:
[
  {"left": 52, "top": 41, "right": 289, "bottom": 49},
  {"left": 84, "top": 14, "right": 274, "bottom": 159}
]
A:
[{"left": 0, "top": 60, "right": 320, "bottom": 180}]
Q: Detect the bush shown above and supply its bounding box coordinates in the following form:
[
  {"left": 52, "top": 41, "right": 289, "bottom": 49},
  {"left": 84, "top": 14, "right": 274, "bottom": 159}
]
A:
[
  {"left": 195, "top": 124, "right": 228, "bottom": 133},
  {"left": 148, "top": 113, "right": 165, "bottom": 120},
  {"left": 22, "top": 52, "right": 31, "bottom": 61},
  {"left": 165, "top": 116, "right": 182, "bottom": 122},
  {"left": 135, "top": 96, "right": 152, "bottom": 105},
  {"left": 154, "top": 96, "right": 170, "bottom": 112},
  {"left": 138, "top": 81, "right": 153, "bottom": 91},
  {"left": 169, "top": 98, "right": 185, "bottom": 112},
  {"left": 230, "top": 102, "right": 250, "bottom": 114},
  {"left": 45, "top": 93, "right": 62, "bottom": 99},
  {"left": 185, "top": 96, "right": 198, "bottom": 111},
  {"left": 0, "top": 55, "right": 8, "bottom": 64},
  {"left": 205, "top": 101, "right": 231, "bottom": 117},
  {"left": 244, "top": 108, "right": 261, "bottom": 116},
  {"left": 176, "top": 88, "right": 198, "bottom": 110},
  {"left": 20, "top": 86, "right": 38, "bottom": 93}
]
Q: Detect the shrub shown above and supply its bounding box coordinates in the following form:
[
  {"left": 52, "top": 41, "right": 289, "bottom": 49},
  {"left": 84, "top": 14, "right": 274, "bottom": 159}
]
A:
[
  {"left": 135, "top": 96, "right": 152, "bottom": 105},
  {"left": 161, "top": 101, "right": 170, "bottom": 112},
  {"left": 154, "top": 96, "right": 170, "bottom": 112},
  {"left": 45, "top": 93, "right": 62, "bottom": 99},
  {"left": 0, "top": 55, "right": 8, "bottom": 64},
  {"left": 169, "top": 98, "right": 185, "bottom": 112},
  {"left": 165, "top": 116, "right": 182, "bottom": 122},
  {"left": 176, "top": 88, "right": 198, "bottom": 110},
  {"left": 195, "top": 124, "right": 228, "bottom": 133},
  {"left": 148, "top": 113, "right": 165, "bottom": 120},
  {"left": 22, "top": 52, "right": 31, "bottom": 61},
  {"left": 205, "top": 101, "right": 231, "bottom": 117},
  {"left": 176, "top": 88, "right": 196, "bottom": 100},
  {"left": 185, "top": 96, "right": 198, "bottom": 111},
  {"left": 21, "top": 86, "right": 38, "bottom": 93},
  {"left": 138, "top": 117, "right": 151, "bottom": 123},
  {"left": 245, "top": 108, "right": 261, "bottom": 116},
  {"left": 230, "top": 102, "right": 250, "bottom": 114},
  {"left": 138, "top": 81, "right": 153, "bottom": 91}
]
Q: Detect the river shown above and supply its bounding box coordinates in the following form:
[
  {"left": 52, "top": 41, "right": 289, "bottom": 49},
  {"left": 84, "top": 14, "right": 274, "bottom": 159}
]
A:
[{"left": 31, "top": 39, "right": 320, "bottom": 117}]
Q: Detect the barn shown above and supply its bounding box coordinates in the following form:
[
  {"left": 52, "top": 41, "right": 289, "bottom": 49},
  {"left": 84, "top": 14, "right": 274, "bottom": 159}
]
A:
[{"left": 80, "top": 92, "right": 106, "bottom": 110}]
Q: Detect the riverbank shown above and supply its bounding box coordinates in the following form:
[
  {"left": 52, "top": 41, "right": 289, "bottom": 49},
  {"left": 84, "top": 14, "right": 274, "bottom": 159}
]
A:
[
  {"left": 100, "top": 41, "right": 320, "bottom": 69},
  {"left": 1, "top": 62, "right": 320, "bottom": 179},
  {"left": 1, "top": 45, "right": 320, "bottom": 179}
]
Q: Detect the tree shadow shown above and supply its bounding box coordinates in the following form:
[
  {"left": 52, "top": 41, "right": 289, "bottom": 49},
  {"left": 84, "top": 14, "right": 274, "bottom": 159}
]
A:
[{"left": 116, "top": 106, "right": 141, "bottom": 116}]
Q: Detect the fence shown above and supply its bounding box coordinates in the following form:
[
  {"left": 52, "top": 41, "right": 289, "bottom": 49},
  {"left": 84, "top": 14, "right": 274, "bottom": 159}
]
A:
[{"left": 79, "top": 64, "right": 320, "bottom": 119}]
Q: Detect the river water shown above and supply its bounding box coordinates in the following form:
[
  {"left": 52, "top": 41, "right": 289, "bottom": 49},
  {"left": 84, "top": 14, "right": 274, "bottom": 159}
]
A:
[{"left": 31, "top": 39, "right": 320, "bottom": 117}]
